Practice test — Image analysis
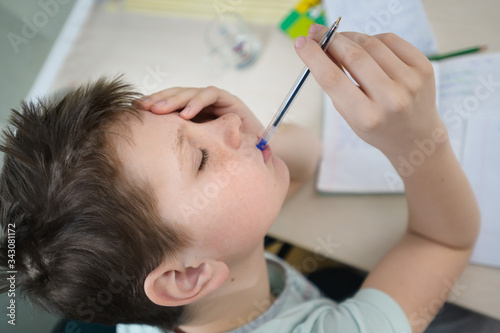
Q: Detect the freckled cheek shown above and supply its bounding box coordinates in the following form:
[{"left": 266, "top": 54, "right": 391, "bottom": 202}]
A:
[
  {"left": 205, "top": 197, "right": 269, "bottom": 254},
  {"left": 232, "top": 167, "right": 274, "bottom": 204},
  {"left": 210, "top": 147, "right": 267, "bottom": 190},
  {"left": 210, "top": 166, "right": 273, "bottom": 212},
  {"left": 195, "top": 151, "right": 283, "bottom": 244},
  {"left": 230, "top": 177, "right": 277, "bottom": 223}
]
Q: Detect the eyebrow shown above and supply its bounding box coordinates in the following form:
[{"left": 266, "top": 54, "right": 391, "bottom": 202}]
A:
[{"left": 174, "top": 126, "right": 189, "bottom": 170}]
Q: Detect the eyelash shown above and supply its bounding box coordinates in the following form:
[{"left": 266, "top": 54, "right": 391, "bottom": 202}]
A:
[{"left": 198, "top": 148, "right": 209, "bottom": 171}]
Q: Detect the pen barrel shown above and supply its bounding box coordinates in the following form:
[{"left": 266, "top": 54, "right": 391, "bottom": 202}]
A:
[
  {"left": 272, "top": 66, "right": 310, "bottom": 127},
  {"left": 258, "top": 17, "right": 341, "bottom": 147},
  {"left": 260, "top": 125, "right": 278, "bottom": 144}
]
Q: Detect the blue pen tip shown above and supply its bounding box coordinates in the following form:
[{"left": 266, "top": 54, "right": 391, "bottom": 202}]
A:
[{"left": 256, "top": 138, "right": 267, "bottom": 151}]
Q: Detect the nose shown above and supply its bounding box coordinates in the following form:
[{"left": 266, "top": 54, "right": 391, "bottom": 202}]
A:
[{"left": 217, "top": 113, "right": 242, "bottom": 149}]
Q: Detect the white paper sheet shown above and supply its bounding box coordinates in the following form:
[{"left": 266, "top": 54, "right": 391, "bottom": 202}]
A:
[
  {"left": 463, "top": 115, "right": 500, "bottom": 268},
  {"left": 322, "top": 0, "right": 438, "bottom": 55}
]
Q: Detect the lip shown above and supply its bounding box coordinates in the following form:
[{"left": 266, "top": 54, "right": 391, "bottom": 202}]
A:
[{"left": 262, "top": 145, "right": 272, "bottom": 163}]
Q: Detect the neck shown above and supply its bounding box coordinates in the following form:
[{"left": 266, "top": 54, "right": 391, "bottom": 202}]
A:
[{"left": 178, "top": 241, "right": 273, "bottom": 333}]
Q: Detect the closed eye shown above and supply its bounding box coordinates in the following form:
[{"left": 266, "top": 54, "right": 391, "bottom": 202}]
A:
[{"left": 198, "top": 148, "right": 209, "bottom": 171}]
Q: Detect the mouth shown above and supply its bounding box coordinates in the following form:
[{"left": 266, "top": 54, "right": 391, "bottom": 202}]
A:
[{"left": 261, "top": 145, "right": 272, "bottom": 163}]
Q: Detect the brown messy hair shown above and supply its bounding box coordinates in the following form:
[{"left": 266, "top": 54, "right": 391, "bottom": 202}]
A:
[{"left": 0, "top": 77, "right": 192, "bottom": 330}]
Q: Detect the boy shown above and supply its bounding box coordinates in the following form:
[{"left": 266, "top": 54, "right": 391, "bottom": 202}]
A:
[{"left": 0, "top": 24, "right": 492, "bottom": 332}]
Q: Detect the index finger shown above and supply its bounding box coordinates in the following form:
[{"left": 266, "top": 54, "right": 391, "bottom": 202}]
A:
[
  {"left": 135, "top": 87, "right": 189, "bottom": 111},
  {"left": 294, "top": 34, "right": 368, "bottom": 119}
]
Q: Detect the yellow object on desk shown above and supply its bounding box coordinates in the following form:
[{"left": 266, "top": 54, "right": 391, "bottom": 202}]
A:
[
  {"left": 279, "top": 0, "right": 326, "bottom": 39},
  {"left": 119, "top": 0, "right": 297, "bottom": 25}
]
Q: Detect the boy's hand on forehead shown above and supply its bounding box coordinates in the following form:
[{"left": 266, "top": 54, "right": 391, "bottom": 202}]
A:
[
  {"left": 136, "top": 86, "right": 263, "bottom": 136},
  {"left": 296, "top": 25, "right": 446, "bottom": 159}
]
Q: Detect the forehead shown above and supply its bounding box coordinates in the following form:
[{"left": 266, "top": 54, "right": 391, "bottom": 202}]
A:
[
  {"left": 111, "top": 111, "right": 182, "bottom": 178},
  {"left": 114, "top": 111, "right": 181, "bottom": 148}
]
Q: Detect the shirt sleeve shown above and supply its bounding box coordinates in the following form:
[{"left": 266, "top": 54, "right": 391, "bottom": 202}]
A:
[
  {"left": 116, "top": 323, "right": 164, "bottom": 333},
  {"left": 334, "top": 288, "right": 412, "bottom": 333}
]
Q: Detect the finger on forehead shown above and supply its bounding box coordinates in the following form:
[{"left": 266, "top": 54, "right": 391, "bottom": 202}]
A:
[
  {"left": 141, "top": 87, "right": 182, "bottom": 103},
  {"left": 136, "top": 88, "right": 177, "bottom": 110},
  {"left": 184, "top": 87, "right": 221, "bottom": 110},
  {"left": 147, "top": 88, "right": 196, "bottom": 103},
  {"left": 147, "top": 88, "right": 200, "bottom": 113}
]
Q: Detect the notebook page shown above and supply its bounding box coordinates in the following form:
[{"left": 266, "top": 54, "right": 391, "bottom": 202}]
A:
[
  {"left": 462, "top": 115, "right": 500, "bottom": 268},
  {"left": 433, "top": 52, "right": 500, "bottom": 268},
  {"left": 316, "top": 94, "right": 404, "bottom": 194},
  {"left": 317, "top": 0, "right": 439, "bottom": 193},
  {"left": 322, "top": 0, "right": 438, "bottom": 56},
  {"left": 316, "top": 59, "right": 441, "bottom": 194},
  {"left": 436, "top": 52, "right": 500, "bottom": 163}
]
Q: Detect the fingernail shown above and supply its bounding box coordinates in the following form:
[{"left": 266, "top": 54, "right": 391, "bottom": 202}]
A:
[
  {"left": 180, "top": 106, "right": 191, "bottom": 115},
  {"left": 295, "top": 36, "right": 306, "bottom": 49},
  {"left": 139, "top": 97, "right": 151, "bottom": 104},
  {"left": 309, "top": 24, "right": 322, "bottom": 34}
]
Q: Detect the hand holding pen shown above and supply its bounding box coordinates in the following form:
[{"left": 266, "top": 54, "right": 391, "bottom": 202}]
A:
[
  {"left": 256, "top": 17, "right": 342, "bottom": 151},
  {"left": 296, "top": 25, "right": 445, "bottom": 159}
]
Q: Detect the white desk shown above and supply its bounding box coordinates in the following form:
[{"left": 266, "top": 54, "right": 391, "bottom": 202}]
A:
[{"left": 52, "top": 0, "right": 500, "bottom": 321}]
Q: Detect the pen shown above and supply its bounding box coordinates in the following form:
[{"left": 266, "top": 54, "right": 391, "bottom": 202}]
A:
[
  {"left": 427, "top": 45, "right": 487, "bottom": 61},
  {"left": 256, "top": 17, "right": 342, "bottom": 151}
]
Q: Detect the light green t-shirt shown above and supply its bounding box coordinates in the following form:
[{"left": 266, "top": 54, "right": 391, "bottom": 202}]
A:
[{"left": 117, "top": 253, "right": 411, "bottom": 333}]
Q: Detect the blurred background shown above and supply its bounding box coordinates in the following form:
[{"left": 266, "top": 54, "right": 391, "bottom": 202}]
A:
[{"left": 0, "top": 0, "right": 77, "bottom": 133}]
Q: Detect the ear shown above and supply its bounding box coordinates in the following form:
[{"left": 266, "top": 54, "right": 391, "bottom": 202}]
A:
[{"left": 144, "top": 259, "right": 229, "bottom": 306}]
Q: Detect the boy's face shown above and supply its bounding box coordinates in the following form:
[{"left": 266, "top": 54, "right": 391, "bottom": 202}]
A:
[{"left": 116, "top": 111, "right": 289, "bottom": 261}]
